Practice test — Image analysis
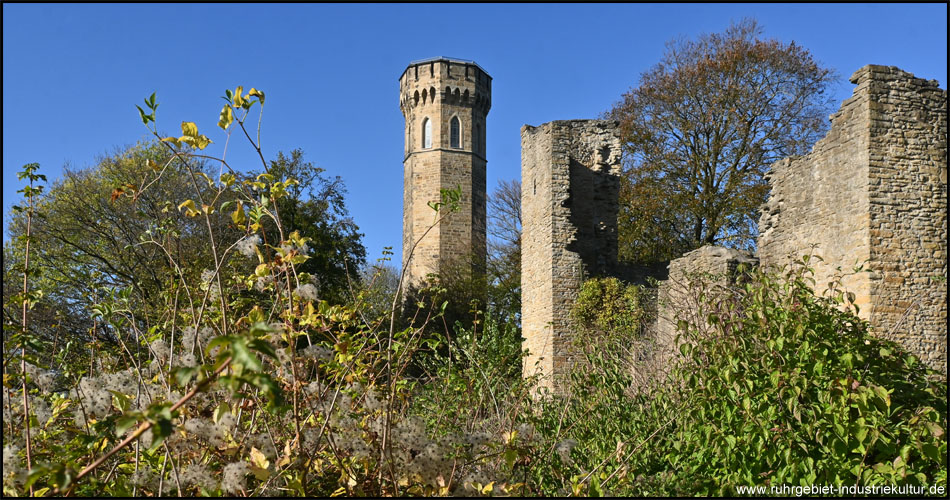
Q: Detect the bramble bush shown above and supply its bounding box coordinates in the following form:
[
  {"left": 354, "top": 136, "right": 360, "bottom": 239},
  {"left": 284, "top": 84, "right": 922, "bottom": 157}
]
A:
[{"left": 3, "top": 87, "right": 945, "bottom": 497}]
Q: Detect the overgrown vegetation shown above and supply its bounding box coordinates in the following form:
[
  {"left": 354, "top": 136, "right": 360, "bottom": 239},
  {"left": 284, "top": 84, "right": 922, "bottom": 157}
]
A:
[
  {"left": 548, "top": 263, "right": 947, "bottom": 495},
  {"left": 3, "top": 83, "right": 945, "bottom": 498}
]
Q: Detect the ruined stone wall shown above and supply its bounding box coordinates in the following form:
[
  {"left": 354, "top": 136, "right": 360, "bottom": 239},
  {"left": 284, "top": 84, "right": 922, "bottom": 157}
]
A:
[
  {"left": 759, "top": 65, "right": 947, "bottom": 372},
  {"left": 864, "top": 66, "right": 947, "bottom": 370},
  {"left": 758, "top": 67, "right": 874, "bottom": 312},
  {"left": 641, "top": 246, "right": 758, "bottom": 388},
  {"left": 400, "top": 58, "right": 490, "bottom": 287},
  {"left": 521, "top": 120, "right": 622, "bottom": 389}
]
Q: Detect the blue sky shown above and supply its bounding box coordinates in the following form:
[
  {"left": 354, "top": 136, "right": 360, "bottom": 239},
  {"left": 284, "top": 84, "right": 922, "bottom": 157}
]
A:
[{"left": 3, "top": 3, "right": 947, "bottom": 265}]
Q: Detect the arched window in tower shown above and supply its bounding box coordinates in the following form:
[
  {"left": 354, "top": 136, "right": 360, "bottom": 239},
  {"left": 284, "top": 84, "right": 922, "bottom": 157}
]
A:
[
  {"left": 422, "top": 117, "right": 432, "bottom": 149},
  {"left": 450, "top": 116, "right": 460, "bottom": 148}
]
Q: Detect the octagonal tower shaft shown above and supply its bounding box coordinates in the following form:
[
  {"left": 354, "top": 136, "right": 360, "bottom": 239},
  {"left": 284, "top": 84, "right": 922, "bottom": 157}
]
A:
[{"left": 399, "top": 57, "right": 491, "bottom": 286}]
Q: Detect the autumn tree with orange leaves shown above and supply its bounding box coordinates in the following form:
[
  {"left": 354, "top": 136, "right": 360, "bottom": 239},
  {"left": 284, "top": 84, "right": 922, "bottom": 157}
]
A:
[{"left": 607, "top": 19, "right": 837, "bottom": 265}]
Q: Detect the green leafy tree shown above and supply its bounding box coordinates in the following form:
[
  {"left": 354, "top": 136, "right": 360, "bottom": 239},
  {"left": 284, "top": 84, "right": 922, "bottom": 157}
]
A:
[
  {"left": 3, "top": 142, "right": 230, "bottom": 356},
  {"left": 257, "top": 149, "right": 366, "bottom": 304},
  {"left": 607, "top": 19, "right": 837, "bottom": 264}
]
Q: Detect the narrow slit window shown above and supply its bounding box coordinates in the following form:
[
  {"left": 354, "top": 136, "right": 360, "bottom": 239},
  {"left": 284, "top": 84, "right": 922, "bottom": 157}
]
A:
[
  {"left": 422, "top": 117, "right": 432, "bottom": 149},
  {"left": 450, "top": 117, "right": 460, "bottom": 148}
]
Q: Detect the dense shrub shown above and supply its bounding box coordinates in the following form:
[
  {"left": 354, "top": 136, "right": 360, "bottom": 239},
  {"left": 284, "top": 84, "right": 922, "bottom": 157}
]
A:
[
  {"left": 571, "top": 277, "right": 647, "bottom": 341},
  {"left": 527, "top": 260, "right": 947, "bottom": 496}
]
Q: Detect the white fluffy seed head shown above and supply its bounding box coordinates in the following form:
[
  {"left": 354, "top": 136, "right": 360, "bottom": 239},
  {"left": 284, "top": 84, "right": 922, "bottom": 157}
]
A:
[
  {"left": 2, "top": 445, "right": 25, "bottom": 487},
  {"left": 221, "top": 461, "right": 249, "bottom": 494},
  {"left": 300, "top": 345, "right": 332, "bottom": 362},
  {"left": 149, "top": 339, "right": 170, "bottom": 363},
  {"left": 182, "top": 463, "right": 217, "bottom": 491},
  {"left": 294, "top": 283, "right": 318, "bottom": 302},
  {"left": 236, "top": 234, "right": 261, "bottom": 258},
  {"left": 200, "top": 269, "right": 215, "bottom": 284},
  {"left": 131, "top": 468, "right": 158, "bottom": 491},
  {"left": 556, "top": 439, "right": 578, "bottom": 464}
]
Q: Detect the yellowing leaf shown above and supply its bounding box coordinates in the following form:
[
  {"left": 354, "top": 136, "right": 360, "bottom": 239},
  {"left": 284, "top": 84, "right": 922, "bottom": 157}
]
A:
[
  {"left": 249, "top": 447, "right": 270, "bottom": 469},
  {"left": 277, "top": 442, "right": 292, "bottom": 467},
  {"left": 219, "top": 105, "right": 234, "bottom": 130},
  {"left": 194, "top": 134, "right": 212, "bottom": 149},
  {"left": 232, "top": 200, "right": 246, "bottom": 225},
  {"left": 161, "top": 136, "right": 181, "bottom": 146},
  {"left": 181, "top": 121, "right": 199, "bottom": 138},
  {"left": 255, "top": 263, "right": 269, "bottom": 277},
  {"left": 178, "top": 199, "right": 199, "bottom": 217},
  {"left": 249, "top": 464, "right": 270, "bottom": 481},
  {"left": 180, "top": 134, "right": 212, "bottom": 150},
  {"left": 233, "top": 86, "right": 245, "bottom": 108},
  {"left": 248, "top": 87, "right": 265, "bottom": 105}
]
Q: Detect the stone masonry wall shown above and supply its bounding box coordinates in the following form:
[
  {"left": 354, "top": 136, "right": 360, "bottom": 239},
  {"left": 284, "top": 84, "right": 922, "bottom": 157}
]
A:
[
  {"left": 641, "top": 246, "right": 758, "bottom": 388},
  {"left": 864, "top": 66, "right": 947, "bottom": 371},
  {"left": 759, "top": 65, "right": 947, "bottom": 372},
  {"left": 521, "top": 120, "right": 622, "bottom": 390}
]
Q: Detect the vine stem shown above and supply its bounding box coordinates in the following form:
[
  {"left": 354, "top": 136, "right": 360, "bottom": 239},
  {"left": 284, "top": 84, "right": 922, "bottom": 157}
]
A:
[{"left": 19, "top": 168, "right": 37, "bottom": 497}]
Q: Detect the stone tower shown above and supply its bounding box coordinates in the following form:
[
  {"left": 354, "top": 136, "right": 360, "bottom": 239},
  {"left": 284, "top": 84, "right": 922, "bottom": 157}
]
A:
[
  {"left": 399, "top": 57, "right": 491, "bottom": 287},
  {"left": 521, "top": 120, "right": 623, "bottom": 389}
]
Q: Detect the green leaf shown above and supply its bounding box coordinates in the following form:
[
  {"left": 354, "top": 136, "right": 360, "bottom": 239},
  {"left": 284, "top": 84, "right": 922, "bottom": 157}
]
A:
[
  {"left": 174, "top": 365, "right": 200, "bottom": 387},
  {"left": 115, "top": 415, "right": 140, "bottom": 436},
  {"left": 148, "top": 417, "right": 173, "bottom": 452},
  {"left": 248, "top": 338, "right": 278, "bottom": 360},
  {"left": 109, "top": 390, "right": 131, "bottom": 412},
  {"left": 504, "top": 448, "right": 518, "bottom": 469},
  {"left": 589, "top": 474, "right": 604, "bottom": 497},
  {"left": 840, "top": 352, "right": 853, "bottom": 369},
  {"left": 207, "top": 335, "right": 234, "bottom": 354},
  {"left": 136, "top": 105, "right": 149, "bottom": 125},
  {"left": 921, "top": 443, "right": 939, "bottom": 462},
  {"left": 245, "top": 373, "right": 283, "bottom": 408},
  {"left": 231, "top": 337, "right": 263, "bottom": 372},
  {"left": 855, "top": 425, "right": 867, "bottom": 444}
]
